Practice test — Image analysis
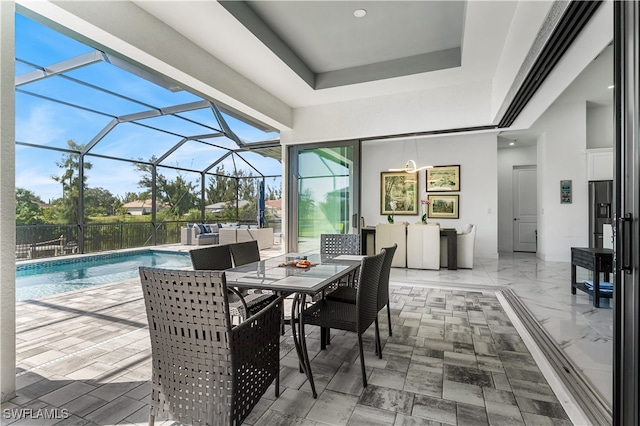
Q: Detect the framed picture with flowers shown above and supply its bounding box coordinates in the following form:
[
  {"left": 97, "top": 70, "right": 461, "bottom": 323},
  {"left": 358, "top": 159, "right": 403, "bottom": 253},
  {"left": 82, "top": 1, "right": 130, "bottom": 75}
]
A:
[
  {"left": 428, "top": 194, "right": 459, "bottom": 219},
  {"left": 380, "top": 171, "right": 418, "bottom": 215}
]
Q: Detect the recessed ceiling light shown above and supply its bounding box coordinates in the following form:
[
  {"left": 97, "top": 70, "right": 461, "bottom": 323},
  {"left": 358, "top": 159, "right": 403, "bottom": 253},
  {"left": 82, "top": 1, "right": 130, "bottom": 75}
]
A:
[
  {"left": 354, "top": 9, "right": 367, "bottom": 18},
  {"left": 509, "top": 142, "right": 515, "bottom": 146},
  {"left": 608, "top": 85, "right": 615, "bottom": 89}
]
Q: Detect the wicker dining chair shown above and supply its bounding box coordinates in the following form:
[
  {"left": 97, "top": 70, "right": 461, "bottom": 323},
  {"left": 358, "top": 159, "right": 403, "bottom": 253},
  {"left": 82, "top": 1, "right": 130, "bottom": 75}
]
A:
[
  {"left": 320, "top": 233, "right": 361, "bottom": 256},
  {"left": 189, "top": 245, "right": 277, "bottom": 320},
  {"left": 300, "top": 250, "right": 385, "bottom": 388},
  {"left": 326, "top": 244, "right": 397, "bottom": 357},
  {"left": 139, "top": 267, "right": 283, "bottom": 426},
  {"left": 229, "top": 240, "right": 261, "bottom": 267},
  {"left": 320, "top": 233, "right": 361, "bottom": 288}
]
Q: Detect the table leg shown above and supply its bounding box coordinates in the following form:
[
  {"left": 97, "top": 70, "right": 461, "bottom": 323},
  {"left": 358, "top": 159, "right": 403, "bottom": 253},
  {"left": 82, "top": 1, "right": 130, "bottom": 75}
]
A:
[
  {"left": 289, "top": 293, "right": 317, "bottom": 398},
  {"left": 571, "top": 263, "right": 577, "bottom": 295},
  {"left": 593, "top": 264, "right": 600, "bottom": 308},
  {"left": 447, "top": 233, "right": 457, "bottom": 270}
]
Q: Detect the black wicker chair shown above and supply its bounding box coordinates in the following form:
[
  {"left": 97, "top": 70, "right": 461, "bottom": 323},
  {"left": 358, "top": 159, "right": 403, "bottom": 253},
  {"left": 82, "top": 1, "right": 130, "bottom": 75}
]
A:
[
  {"left": 189, "top": 245, "right": 276, "bottom": 320},
  {"left": 229, "top": 240, "right": 261, "bottom": 267},
  {"left": 320, "top": 233, "right": 360, "bottom": 255},
  {"left": 300, "top": 250, "right": 386, "bottom": 388},
  {"left": 326, "top": 244, "right": 397, "bottom": 356},
  {"left": 139, "top": 267, "right": 283, "bottom": 426},
  {"left": 189, "top": 244, "right": 234, "bottom": 270},
  {"left": 320, "top": 233, "right": 361, "bottom": 289}
]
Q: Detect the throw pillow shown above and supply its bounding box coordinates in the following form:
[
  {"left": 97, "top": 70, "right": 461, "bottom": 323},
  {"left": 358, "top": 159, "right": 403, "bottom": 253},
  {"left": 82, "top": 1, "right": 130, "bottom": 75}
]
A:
[{"left": 197, "top": 224, "right": 207, "bottom": 234}]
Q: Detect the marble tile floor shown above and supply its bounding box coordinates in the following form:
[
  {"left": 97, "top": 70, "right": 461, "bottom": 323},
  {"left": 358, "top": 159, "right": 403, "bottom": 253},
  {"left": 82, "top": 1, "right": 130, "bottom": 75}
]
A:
[
  {"left": 389, "top": 252, "right": 613, "bottom": 408},
  {"left": 2, "top": 251, "right": 611, "bottom": 425}
]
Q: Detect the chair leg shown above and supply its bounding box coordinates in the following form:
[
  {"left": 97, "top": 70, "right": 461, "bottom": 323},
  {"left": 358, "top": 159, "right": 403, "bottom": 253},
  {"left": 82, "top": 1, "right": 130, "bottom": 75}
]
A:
[
  {"left": 357, "top": 334, "right": 367, "bottom": 387},
  {"left": 374, "top": 318, "right": 382, "bottom": 359},
  {"left": 387, "top": 303, "right": 392, "bottom": 337},
  {"left": 275, "top": 369, "right": 280, "bottom": 397},
  {"left": 148, "top": 414, "right": 154, "bottom": 426}
]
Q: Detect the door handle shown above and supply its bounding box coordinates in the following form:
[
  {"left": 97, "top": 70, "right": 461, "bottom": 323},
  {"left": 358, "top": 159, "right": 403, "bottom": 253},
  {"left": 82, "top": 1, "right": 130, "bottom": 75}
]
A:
[{"left": 620, "top": 213, "right": 633, "bottom": 273}]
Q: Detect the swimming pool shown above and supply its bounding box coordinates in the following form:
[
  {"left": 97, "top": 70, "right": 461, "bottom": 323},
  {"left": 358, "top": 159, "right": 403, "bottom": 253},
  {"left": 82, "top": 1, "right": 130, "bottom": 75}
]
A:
[{"left": 16, "top": 250, "right": 192, "bottom": 301}]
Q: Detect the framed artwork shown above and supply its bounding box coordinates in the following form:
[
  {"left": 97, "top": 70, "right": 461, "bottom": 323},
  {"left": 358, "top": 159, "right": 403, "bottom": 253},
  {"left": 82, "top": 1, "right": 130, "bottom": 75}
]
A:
[
  {"left": 380, "top": 172, "right": 418, "bottom": 215},
  {"left": 560, "top": 180, "right": 572, "bottom": 204},
  {"left": 428, "top": 194, "right": 459, "bottom": 219},
  {"left": 426, "top": 165, "right": 460, "bottom": 192}
]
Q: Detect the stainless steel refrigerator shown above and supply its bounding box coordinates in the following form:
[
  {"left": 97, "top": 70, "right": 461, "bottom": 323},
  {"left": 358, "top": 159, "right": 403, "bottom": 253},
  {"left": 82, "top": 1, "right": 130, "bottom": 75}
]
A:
[{"left": 588, "top": 180, "right": 613, "bottom": 248}]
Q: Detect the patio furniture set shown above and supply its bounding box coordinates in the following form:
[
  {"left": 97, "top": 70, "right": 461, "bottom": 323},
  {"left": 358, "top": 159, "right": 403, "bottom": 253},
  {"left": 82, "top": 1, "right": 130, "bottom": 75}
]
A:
[
  {"left": 181, "top": 223, "right": 274, "bottom": 249},
  {"left": 138, "top": 234, "right": 395, "bottom": 425}
]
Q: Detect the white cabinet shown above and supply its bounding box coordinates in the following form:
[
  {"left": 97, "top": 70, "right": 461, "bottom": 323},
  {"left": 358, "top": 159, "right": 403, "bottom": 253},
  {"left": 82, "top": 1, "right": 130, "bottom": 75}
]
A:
[
  {"left": 587, "top": 148, "right": 613, "bottom": 181},
  {"left": 375, "top": 224, "right": 407, "bottom": 267},
  {"left": 407, "top": 224, "right": 441, "bottom": 270}
]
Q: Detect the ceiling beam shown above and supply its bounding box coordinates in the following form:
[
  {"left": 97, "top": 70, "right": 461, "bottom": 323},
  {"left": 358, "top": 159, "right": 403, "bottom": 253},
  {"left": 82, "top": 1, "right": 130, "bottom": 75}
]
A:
[{"left": 15, "top": 50, "right": 104, "bottom": 86}]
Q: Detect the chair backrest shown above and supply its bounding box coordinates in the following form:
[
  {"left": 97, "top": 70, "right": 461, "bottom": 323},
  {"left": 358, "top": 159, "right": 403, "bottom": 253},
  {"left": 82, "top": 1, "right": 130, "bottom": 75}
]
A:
[
  {"left": 230, "top": 240, "right": 261, "bottom": 266},
  {"left": 377, "top": 244, "right": 397, "bottom": 310},
  {"left": 138, "top": 267, "right": 233, "bottom": 425},
  {"left": 355, "top": 250, "right": 386, "bottom": 334},
  {"left": 320, "top": 233, "right": 361, "bottom": 255},
  {"left": 189, "top": 244, "right": 233, "bottom": 270}
]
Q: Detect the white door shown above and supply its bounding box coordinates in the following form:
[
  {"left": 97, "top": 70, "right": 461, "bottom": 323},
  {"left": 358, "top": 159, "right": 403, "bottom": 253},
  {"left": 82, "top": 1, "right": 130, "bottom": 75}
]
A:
[{"left": 513, "top": 166, "right": 537, "bottom": 252}]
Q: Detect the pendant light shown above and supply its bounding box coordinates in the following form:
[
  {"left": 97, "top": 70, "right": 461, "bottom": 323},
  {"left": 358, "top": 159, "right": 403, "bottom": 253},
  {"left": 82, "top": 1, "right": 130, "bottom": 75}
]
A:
[{"left": 388, "top": 139, "right": 432, "bottom": 173}]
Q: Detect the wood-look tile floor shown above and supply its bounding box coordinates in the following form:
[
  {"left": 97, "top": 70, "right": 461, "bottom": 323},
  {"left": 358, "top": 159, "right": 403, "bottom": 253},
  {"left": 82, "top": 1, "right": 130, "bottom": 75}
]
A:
[{"left": 2, "top": 278, "right": 573, "bottom": 425}]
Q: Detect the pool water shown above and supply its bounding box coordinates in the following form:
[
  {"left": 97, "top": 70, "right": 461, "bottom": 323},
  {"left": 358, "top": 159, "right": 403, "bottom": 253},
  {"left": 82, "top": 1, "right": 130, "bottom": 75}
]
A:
[{"left": 16, "top": 251, "right": 191, "bottom": 301}]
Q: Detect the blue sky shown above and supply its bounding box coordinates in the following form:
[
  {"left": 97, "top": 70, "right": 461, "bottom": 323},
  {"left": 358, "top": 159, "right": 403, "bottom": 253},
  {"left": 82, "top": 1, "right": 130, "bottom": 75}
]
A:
[{"left": 15, "top": 13, "right": 282, "bottom": 202}]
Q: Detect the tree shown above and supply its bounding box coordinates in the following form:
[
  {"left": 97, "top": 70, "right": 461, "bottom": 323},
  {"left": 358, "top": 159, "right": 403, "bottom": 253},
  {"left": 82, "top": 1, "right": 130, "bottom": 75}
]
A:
[
  {"left": 266, "top": 179, "right": 282, "bottom": 200},
  {"left": 206, "top": 164, "right": 263, "bottom": 222},
  {"left": 84, "top": 187, "right": 118, "bottom": 217},
  {"left": 206, "top": 165, "right": 236, "bottom": 204},
  {"left": 15, "top": 188, "right": 44, "bottom": 225},
  {"left": 134, "top": 158, "right": 199, "bottom": 218},
  {"left": 50, "top": 139, "right": 92, "bottom": 224}
]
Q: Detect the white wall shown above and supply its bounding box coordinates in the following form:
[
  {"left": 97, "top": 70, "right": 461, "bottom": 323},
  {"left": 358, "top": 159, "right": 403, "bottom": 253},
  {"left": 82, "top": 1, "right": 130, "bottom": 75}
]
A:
[
  {"left": 587, "top": 103, "right": 614, "bottom": 148},
  {"left": 0, "top": 0, "right": 16, "bottom": 403},
  {"left": 282, "top": 80, "right": 493, "bottom": 145},
  {"left": 497, "top": 144, "right": 537, "bottom": 252},
  {"left": 362, "top": 133, "right": 498, "bottom": 259},
  {"left": 534, "top": 101, "right": 588, "bottom": 262}
]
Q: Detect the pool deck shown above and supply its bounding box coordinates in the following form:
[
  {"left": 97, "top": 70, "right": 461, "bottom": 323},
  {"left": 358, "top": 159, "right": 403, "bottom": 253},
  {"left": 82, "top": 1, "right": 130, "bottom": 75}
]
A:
[{"left": 1, "top": 248, "right": 589, "bottom": 425}]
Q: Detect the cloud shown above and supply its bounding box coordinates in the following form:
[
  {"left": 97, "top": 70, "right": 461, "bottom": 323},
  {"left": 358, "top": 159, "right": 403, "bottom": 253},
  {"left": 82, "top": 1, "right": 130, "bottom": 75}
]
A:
[{"left": 15, "top": 103, "right": 65, "bottom": 146}]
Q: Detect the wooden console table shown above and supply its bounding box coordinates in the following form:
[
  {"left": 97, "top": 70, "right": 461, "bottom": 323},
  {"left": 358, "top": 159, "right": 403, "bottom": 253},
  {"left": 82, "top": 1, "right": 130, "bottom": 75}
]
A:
[
  {"left": 440, "top": 228, "right": 458, "bottom": 271},
  {"left": 570, "top": 247, "right": 613, "bottom": 308}
]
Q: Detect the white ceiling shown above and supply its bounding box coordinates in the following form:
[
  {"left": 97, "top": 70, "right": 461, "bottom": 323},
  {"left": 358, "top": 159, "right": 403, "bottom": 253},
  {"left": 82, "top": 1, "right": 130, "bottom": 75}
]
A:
[
  {"left": 132, "top": 0, "right": 517, "bottom": 109},
  {"left": 48, "top": 0, "right": 609, "bottom": 140},
  {"left": 239, "top": 1, "right": 464, "bottom": 74}
]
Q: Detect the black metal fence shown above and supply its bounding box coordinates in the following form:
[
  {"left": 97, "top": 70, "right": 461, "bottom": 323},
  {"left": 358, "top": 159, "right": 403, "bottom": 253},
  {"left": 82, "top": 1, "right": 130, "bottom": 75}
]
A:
[
  {"left": 15, "top": 219, "right": 281, "bottom": 260},
  {"left": 16, "top": 221, "right": 189, "bottom": 260}
]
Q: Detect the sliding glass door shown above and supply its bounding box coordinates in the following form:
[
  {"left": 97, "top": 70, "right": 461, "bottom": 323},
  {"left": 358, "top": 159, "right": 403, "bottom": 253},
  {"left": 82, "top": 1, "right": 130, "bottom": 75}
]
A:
[
  {"left": 614, "top": 2, "right": 640, "bottom": 424},
  {"left": 288, "top": 141, "right": 360, "bottom": 253}
]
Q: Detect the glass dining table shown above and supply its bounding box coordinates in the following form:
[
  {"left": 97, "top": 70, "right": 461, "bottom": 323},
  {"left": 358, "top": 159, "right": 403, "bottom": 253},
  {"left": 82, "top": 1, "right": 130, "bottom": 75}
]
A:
[{"left": 224, "top": 252, "right": 364, "bottom": 398}]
